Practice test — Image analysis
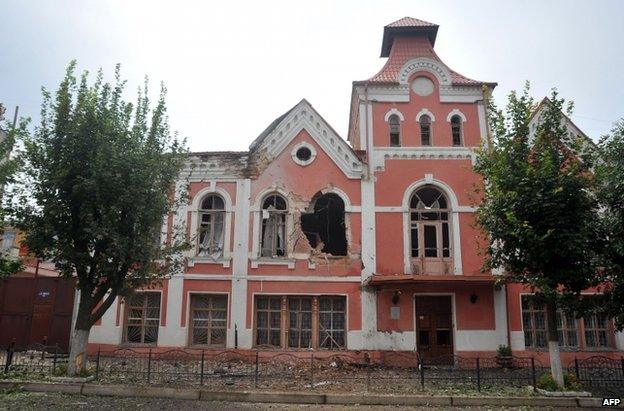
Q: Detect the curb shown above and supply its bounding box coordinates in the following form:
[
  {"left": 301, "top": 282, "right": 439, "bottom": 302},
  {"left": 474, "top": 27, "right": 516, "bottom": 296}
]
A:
[{"left": 0, "top": 381, "right": 611, "bottom": 408}]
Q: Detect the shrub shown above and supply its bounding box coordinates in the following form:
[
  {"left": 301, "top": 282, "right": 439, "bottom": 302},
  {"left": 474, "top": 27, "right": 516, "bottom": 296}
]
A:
[
  {"left": 564, "top": 373, "right": 582, "bottom": 391},
  {"left": 537, "top": 373, "right": 559, "bottom": 391},
  {"left": 496, "top": 345, "right": 512, "bottom": 357}
]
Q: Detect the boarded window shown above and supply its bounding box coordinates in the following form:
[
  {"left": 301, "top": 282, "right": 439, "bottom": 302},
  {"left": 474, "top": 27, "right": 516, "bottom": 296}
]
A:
[
  {"left": 301, "top": 193, "right": 347, "bottom": 256},
  {"left": 261, "top": 194, "right": 287, "bottom": 257},
  {"left": 198, "top": 194, "right": 225, "bottom": 257},
  {"left": 125, "top": 292, "right": 161, "bottom": 344},
  {"left": 190, "top": 294, "right": 227, "bottom": 346},
  {"left": 255, "top": 296, "right": 282, "bottom": 347}
]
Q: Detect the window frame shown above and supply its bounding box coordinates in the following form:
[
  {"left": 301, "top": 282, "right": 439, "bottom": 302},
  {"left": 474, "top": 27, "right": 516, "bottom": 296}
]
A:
[
  {"left": 123, "top": 291, "right": 162, "bottom": 346},
  {"left": 520, "top": 294, "right": 616, "bottom": 351},
  {"left": 419, "top": 114, "right": 432, "bottom": 146},
  {"left": 388, "top": 114, "right": 401, "bottom": 147},
  {"left": 409, "top": 187, "right": 451, "bottom": 260},
  {"left": 188, "top": 293, "right": 228, "bottom": 347},
  {"left": 253, "top": 294, "right": 347, "bottom": 350},
  {"left": 197, "top": 194, "right": 226, "bottom": 257},
  {"left": 450, "top": 115, "right": 463, "bottom": 146},
  {"left": 260, "top": 193, "right": 288, "bottom": 259}
]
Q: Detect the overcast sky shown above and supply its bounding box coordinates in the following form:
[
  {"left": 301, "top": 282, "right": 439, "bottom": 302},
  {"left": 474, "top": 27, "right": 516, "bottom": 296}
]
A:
[{"left": 1, "top": 0, "right": 622, "bottom": 151}]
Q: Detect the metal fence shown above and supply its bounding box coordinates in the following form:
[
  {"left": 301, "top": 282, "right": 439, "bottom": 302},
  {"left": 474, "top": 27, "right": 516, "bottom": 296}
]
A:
[{"left": 2, "top": 344, "right": 623, "bottom": 394}]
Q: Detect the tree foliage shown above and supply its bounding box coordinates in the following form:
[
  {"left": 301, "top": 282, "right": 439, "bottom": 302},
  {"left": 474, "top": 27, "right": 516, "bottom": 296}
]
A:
[
  {"left": 10, "top": 61, "right": 188, "bottom": 372},
  {"left": 0, "top": 104, "right": 27, "bottom": 278},
  {"left": 595, "top": 119, "right": 624, "bottom": 330},
  {"left": 475, "top": 84, "right": 600, "bottom": 303}
]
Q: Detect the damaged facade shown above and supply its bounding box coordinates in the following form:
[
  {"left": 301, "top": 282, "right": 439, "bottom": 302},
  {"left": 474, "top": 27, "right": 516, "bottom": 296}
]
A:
[{"left": 86, "top": 17, "right": 624, "bottom": 360}]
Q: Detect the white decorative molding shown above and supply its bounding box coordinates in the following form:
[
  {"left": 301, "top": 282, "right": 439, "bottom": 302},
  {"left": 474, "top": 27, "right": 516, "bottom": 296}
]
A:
[
  {"left": 446, "top": 109, "right": 467, "bottom": 123},
  {"left": 186, "top": 186, "right": 233, "bottom": 267},
  {"left": 372, "top": 147, "right": 475, "bottom": 171},
  {"left": 252, "top": 100, "right": 363, "bottom": 179},
  {"left": 439, "top": 85, "right": 484, "bottom": 103},
  {"left": 290, "top": 141, "right": 317, "bottom": 166},
  {"left": 415, "top": 108, "right": 435, "bottom": 122},
  {"left": 398, "top": 58, "right": 452, "bottom": 86},
  {"left": 384, "top": 108, "right": 405, "bottom": 122}
]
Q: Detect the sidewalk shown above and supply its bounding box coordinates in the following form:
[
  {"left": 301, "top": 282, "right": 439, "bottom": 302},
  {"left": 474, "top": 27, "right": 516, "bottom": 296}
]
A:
[{"left": 0, "top": 381, "right": 609, "bottom": 408}]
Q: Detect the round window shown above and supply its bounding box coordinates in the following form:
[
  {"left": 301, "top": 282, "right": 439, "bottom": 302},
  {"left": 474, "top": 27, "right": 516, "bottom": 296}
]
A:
[
  {"left": 295, "top": 146, "right": 312, "bottom": 162},
  {"left": 411, "top": 76, "right": 434, "bottom": 96}
]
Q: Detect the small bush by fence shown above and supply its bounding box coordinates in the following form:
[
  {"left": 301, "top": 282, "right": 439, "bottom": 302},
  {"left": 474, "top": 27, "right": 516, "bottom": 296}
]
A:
[{"left": 2, "top": 344, "right": 623, "bottom": 394}]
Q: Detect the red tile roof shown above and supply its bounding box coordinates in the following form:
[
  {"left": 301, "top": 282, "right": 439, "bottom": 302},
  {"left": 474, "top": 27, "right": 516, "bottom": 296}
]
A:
[{"left": 386, "top": 17, "right": 438, "bottom": 28}]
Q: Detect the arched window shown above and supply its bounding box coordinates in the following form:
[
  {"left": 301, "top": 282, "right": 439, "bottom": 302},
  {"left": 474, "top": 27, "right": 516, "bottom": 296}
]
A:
[
  {"left": 198, "top": 194, "right": 225, "bottom": 257},
  {"left": 451, "top": 115, "right": 462, "bottom": 146},
  {"left": 420, "top": 115, "right": 432, "bottom": 146},
  {"left": 410, "top": 186, "right": 450, "bottom": 261},
  {"left": 261, "top": 193, "right": 287, "bottom": 257},
  {"left": 388, "top": 114, "right": 401, "bottom": 147}
]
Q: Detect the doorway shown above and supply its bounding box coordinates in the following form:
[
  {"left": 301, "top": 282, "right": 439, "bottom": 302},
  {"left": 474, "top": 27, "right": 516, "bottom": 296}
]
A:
[{"left": 415, "top": 295, "right": 453, "bottom": 363}]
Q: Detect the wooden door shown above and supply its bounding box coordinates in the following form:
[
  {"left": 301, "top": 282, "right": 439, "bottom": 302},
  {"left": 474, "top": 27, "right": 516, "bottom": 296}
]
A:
[
  {"left": 29, "top": 278, "right": 57, "bottom": 345},
  {"left": 415, "top": 296, "right": 453, "bottom": 363}
]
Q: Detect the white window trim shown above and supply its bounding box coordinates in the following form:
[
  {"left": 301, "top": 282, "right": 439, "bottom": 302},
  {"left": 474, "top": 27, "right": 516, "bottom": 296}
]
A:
[
  {"left": 291, "top": 142, "right": 317, "bottom": 166},
  {"left": 416, "top": 108, "right": 436, "bottom": 122},
  {"left": 250, "top": 187, "right": 294, "bottom": 267},
  {"left": 187, "top": 186, "right": 233, "bottom": 267},
  {"left": 446, "top": 109, "right": 467, "bottom": 123},
  {"left": 401, "top": 178, "right": 462, "bottom": 275},
  {"left": 384, "top": 108, "right": 405, "bottom": 122}
]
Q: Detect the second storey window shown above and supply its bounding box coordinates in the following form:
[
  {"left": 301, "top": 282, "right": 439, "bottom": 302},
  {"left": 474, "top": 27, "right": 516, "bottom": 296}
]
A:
[
  {"left": 450, "top": 115, "right": 463, "bottom": 146},
  {"left": 198, "top": 194, "right": 225, "bottom": 257},
  {"left": 124, "top": 292, "right": 161, "bottom": 345},
  {"left": 420, "top": 115, "right": 432, "bottom": 146},
  {"left": 261, "top": 193, "right": 287, "bottom": 258},
  {"left": 410, "top": 186, "right": 450, "bottom": 259},
  {"left": 388, "top": 114, "right": 401, "bottom": 147}
]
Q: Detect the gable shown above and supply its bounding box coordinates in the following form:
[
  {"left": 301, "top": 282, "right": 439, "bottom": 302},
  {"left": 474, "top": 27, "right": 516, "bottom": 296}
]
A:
[{"left": 249, "top": 100, "right": 364, "bottom": 179}]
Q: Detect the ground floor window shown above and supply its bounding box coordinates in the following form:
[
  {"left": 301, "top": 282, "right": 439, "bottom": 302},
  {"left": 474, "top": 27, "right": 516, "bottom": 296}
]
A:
[
  {"left": 190, "top": 294, "right": 227, "bottom": 347},
  {"left": 521, "top": 295, "right": 613, "bottom": 350},
  {"left": 254, "top": 295, "right": 346, "bottom": 349},
  {"left": 124, "top": 292, "right": 161, "bottom": 344}
]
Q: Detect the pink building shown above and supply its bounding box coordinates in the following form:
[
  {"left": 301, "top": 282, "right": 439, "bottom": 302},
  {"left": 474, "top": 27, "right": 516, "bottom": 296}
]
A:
[{"left": 86, "top": 18, "right": 624, "bottom": 361}]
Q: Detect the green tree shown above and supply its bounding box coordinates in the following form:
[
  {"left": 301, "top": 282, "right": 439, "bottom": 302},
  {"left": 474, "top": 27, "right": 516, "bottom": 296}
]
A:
[
  {"left": 474, "top": 84, "right": 601, "bottom": 386},
  {"left": 595, "top": 119, "right": 624, "bottom": 330},
  {"left": 0, "top": 104, "right": 27, "bottom": 277},
  {"left": 12, "top": 62, "right": 188, "bottom": 375}
]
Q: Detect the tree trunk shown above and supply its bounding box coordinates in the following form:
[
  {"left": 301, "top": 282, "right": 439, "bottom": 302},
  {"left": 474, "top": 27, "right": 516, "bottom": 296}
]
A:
[
  {"left": 68, "top": 291, "right": 93, "bottom": 376},
  {"left": 68, "top": 327, "right": 90, "bottom": 376},
  {"left": 546, "top": 299, "right": 564, "bottom": 387}
]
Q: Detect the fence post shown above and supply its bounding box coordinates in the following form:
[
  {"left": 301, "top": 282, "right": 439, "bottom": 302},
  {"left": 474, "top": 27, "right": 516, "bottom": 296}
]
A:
[
  {"left": 574, "top": 357, "right": 580, "bottom": 380},
  {"left": 4, "top": 340, "right": 15, "bottom": 374},
  {"left": 620, "top": 356, "right": 624, "bottom": 380},
  {"left": 366, "top": 363, "right": 371, "bottom": 392},
  {"left": 254, "top": 350, "right": 259, "bottom": 389},
  {"left": 419, "top": 354, "right": 425, "bottom": 389},
  {"left": 52, "top": 345, "right": 58, "bottom": 373},
  {"left": 531, "top": 357, "right": 537, "bottom": 392},
  {"left": 200, "top": 350, "right": 205, "bottom": 386},
  {"left": 147, "top": 349, "right": 152, "bottom": 384},
  {"left": 95, "top": 348, "right": 100, "bottom": 380},
  {"left": 310, "top": 354, "right": 314, "bottom": 389},
  {"left": 476, "top": 357, "right": 481, "bottom": 392}
]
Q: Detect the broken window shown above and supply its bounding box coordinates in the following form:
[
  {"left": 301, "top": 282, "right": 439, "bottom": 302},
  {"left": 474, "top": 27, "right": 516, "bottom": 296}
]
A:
[
  {"left": 190, "top": 294, "right": 227, "bottom": 347},
  {"left": 410, "top": 186, "right": 450, "bottom": 258},
  {"left": 318, "top": 296, "right": 346, "bottom": 349},
  {"left": 301, "top": 193, "right": 347, "bottom": 256},
  {"left": 124, "top": 292, "right": 161, "bottom": 344},
  {"left": 288, "top": 297, "right": 312, "bottom": 348},
  {"left": 198, "top": 194, "right": 225, "bottom": 257},
  {"left": 388, "top": 114, "right": 401, "bottom": 147},
  {"left": 451, "top": 115, "right": 462, "bottom": 146},
  {"left": 420, "top": 114, "right": 432, "bottom": 146},
  {"left": 261, "top": 193, "right": 287, "bottom": 257}
]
